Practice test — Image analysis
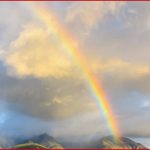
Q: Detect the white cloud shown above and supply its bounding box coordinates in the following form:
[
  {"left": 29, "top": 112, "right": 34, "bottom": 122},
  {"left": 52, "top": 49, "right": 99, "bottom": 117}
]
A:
[{"left": 65, "top": 2, "right": 125, "bottom": 35}]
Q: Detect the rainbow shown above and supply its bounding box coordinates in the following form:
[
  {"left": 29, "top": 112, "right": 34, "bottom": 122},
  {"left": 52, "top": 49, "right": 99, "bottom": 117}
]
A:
[{"left": 31, "top": 3, "right": 121, "bottom": 138}]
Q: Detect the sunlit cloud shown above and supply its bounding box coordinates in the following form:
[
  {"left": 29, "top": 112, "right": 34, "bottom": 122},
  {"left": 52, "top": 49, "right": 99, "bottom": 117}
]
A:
[
  {"left": 92, "top": 59, "right": 150, "bottom": 78},
  {"left": 2, "top": 23, "right": 76, "bottom": 78}
]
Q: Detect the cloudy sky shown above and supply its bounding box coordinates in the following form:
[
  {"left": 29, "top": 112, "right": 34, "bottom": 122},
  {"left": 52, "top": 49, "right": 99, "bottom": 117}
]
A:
[{"left": 0, "top": 1, "right": 150, "bottom": 147}]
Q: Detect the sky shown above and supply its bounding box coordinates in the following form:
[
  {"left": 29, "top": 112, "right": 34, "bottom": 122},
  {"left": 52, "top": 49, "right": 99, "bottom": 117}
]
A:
[{"left": 0, "top": 1, "right": 150, "bottom": 147}]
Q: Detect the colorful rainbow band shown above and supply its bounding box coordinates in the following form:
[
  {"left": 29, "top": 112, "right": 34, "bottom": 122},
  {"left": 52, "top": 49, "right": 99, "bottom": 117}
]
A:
[{"left": 31, "top": 4, "right": 121, "bottom": 138}]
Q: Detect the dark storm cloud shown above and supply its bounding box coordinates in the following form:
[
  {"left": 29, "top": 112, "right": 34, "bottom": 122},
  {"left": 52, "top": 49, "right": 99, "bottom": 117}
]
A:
[{"left": 0, "top": 61, "right": 97, "bottom": 120}]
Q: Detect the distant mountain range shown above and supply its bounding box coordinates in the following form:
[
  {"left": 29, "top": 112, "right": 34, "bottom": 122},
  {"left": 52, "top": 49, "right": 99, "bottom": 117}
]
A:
[
  {"left": 100, "top": 136, "right": 146, "bottom": 149},
  {"left": 13, "top": 133, "right": 64, "bottom": 149},
  {"left": 0, "top": 133, "right": 147, "bottom": 149}
]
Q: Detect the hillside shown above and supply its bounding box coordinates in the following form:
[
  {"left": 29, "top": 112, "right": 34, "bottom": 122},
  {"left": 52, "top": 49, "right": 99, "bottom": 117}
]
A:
[
  {"left": 100, "top": 136, "right": 146, "bottom": 149},
  {"left": 0, "top": 134, "right": 147, "bottom": 149},
  {"left": 14, "top": 133, "right": 64, "bottom": 149}
]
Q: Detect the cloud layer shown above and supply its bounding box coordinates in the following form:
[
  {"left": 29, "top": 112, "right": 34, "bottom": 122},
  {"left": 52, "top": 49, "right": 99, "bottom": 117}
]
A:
[
  {"left": 3, "top": 24, "right": 75, "bottom": 78},
  {"left": 0, "top": 2, "right": 150, "bottom": 146},
  {"left": 65, "top": 2, "right": 125, "bottom": 35}
]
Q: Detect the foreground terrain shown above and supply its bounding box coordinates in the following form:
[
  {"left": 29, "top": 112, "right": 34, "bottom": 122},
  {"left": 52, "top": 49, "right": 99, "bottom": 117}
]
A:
[{"left": 1, "top": 133, "right": 147, "bottom": 149}]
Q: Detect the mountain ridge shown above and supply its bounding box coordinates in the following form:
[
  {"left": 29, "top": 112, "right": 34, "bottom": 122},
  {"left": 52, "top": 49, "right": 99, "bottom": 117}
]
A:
[{"left": 0, "top": 133, "right": 147, "bottom": 149}]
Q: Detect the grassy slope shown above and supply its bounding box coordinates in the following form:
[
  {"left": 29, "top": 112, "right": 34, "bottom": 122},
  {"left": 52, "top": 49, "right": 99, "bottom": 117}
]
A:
[{"left": 13, "top": 143, "right": 48, "bottom": 148}]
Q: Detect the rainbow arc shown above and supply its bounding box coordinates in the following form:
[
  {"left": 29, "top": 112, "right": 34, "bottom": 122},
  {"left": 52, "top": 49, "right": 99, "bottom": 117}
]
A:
[{"left": 31, "top": 4, "right": 121, "bottom": 138}]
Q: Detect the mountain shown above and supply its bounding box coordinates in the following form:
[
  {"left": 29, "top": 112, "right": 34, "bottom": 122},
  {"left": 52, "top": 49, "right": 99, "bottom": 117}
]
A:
[
  {"left": 55, "top": 135, "right": 147, "bottom": 148},
  {"left": 14, "top": 133, "right": 64, "bottom": 149},
  {"left": 11, "top": 134, "right": 147, "bottom": 149},
  {"left": 99, "top": 136, "right": 146, "bottom": 149}
]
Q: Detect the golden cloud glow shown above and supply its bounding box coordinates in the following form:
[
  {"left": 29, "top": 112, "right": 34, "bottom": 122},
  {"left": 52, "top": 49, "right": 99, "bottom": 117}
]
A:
[
  {"left": 92, "top": 59, "right": 150, "bottom": 78},
  {"left": 4, "top": 24, "right": 74, "bottom": 78}
]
